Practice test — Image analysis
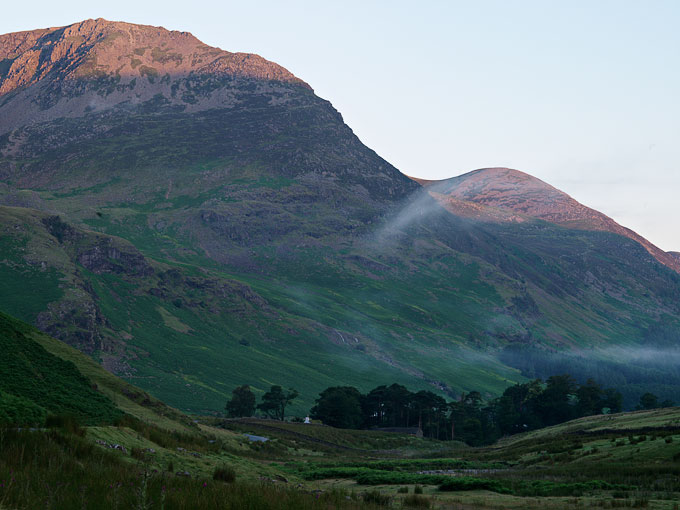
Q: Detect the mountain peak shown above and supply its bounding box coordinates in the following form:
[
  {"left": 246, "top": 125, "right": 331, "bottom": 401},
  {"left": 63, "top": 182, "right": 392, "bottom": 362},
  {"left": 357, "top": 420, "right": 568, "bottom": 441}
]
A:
[
  {"left": 0, "top": 19, "right": 310, "bottom": 133},
  {"left": 415, "top": 168, "right": 680, "bottom": 274},
  {"left": 0, "top": 18, "right": 308, "bottom": 89}
]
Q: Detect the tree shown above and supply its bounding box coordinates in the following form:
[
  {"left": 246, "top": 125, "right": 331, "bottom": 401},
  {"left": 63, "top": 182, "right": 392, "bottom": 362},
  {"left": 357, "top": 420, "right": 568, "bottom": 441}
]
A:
[
  {"left": 575, "top": 379, "right": 604, "bottom": 417},
  {"left": 495, "top": 379, "right": 544, "bottom": 435},
  {"left": 225, "top": 385, "right": 256, "bottom": 418},
  {"left": 310, "top": 386, "right": 363, "bottom": 429},
  {"left": 362, "top": 385, "right": 389, "bottom": 427},
  {"left": 537, "top": 374, "right": 577, "bottom": 425},
  {"left": 383, "top": 384, "right": 413, "bottom": 427},
  {"left": 257, "top": 385, "right": 298, "bottom": 420},
  {"left": 637, "top": 392, "right": 659, "bottom": 410},
  {"left": 601, "top": 388, "right": 623, "bottom": 414}
]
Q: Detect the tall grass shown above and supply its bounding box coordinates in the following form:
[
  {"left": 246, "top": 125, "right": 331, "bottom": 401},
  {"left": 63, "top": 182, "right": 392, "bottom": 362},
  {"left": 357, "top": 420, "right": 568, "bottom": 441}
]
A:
[{"left": 0, "top": 428, "right": 379, "bottom": 509}]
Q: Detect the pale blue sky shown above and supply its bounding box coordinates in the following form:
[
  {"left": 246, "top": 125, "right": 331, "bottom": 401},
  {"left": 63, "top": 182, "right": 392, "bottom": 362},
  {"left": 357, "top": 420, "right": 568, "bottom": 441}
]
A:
[{"left": 3, "top": 1, "right": 679, "bottom": 250}]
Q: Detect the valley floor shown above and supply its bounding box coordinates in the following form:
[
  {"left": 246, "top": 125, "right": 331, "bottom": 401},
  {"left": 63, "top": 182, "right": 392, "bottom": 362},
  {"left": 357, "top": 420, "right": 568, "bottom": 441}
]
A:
[{"left": 2, "top": 408, "right": 679, "bottom": 509}]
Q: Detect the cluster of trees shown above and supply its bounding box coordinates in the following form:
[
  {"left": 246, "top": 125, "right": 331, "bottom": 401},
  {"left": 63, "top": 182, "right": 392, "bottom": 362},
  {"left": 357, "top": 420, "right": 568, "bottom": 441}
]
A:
[
  {"left": 225, "top": 376, "right": 675, "bottom": 446},
  {"left": 225, "top": 385, "right": 298, "bottom": 421},
  {"left": 308, "top": 376, "right": 674, "bottom": 446},
  {"left": 636, "top": 392, "right": 675, "bottom": 410}
]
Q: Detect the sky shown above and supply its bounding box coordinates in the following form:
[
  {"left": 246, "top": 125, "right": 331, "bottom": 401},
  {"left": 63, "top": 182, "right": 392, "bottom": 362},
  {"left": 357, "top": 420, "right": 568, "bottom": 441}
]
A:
[{"left": 3, "top": 1, "right": 679, "bottom": 250}]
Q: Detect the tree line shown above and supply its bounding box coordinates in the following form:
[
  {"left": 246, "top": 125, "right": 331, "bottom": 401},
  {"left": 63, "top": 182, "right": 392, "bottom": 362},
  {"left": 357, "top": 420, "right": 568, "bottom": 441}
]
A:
[{"left": 225, "top": 376, "right": 674, "bottom": 446}]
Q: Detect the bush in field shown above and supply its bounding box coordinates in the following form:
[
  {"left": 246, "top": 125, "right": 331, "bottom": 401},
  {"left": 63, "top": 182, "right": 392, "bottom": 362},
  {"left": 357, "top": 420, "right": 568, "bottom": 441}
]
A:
[
  {"left": 438, "top": 478, "right": 508, "bottom": 493},
  {"left": 397, "top": 486, "right": 409, "bottom": 493},
  {"left": 404, "top": 494, "right": 431, "bottom": 508},
  {"left": 45, "top": 414, "right": 84, "bottom": 436},
  {"left": 213, "top": 465, "right": 236, "bottom": 483},
  {"left": 362, "top": 490, "right": 391, "bottom": 506},
  {"left": 414, "top": 485, "right": 423, "bottom": 494},
  {"left": 131, "top": 447, "right": 146, "bottom": 460}
]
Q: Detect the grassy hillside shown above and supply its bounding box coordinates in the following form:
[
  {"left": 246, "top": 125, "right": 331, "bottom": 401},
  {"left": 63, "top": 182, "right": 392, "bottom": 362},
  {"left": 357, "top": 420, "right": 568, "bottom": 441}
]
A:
[
  {"left": 0, "top": 308, "right": 197, "bottom": 431},
  {"left": 0, "top": 310, "right": 121, "bottom": 425},
  {"left": 0, "top": 205, "right": 526, "bottom": 416},
  {"left": 1, "top": 197, "right": 680, "bottom": 414},
  {"left": 0, "top": 320, "right": 678, "bottom": 510}
]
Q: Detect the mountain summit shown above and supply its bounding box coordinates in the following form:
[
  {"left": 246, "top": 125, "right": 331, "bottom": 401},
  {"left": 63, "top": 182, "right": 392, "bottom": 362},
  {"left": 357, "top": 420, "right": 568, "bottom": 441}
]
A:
[
  {"left": 416, "top": 168, "right": 680, "bottom": 273},
  {"left": 0, "top": 19, "right": 416, "bottom": 200},
  {"left": 0, "top": 18, "right": 309, "bottom": 133}
]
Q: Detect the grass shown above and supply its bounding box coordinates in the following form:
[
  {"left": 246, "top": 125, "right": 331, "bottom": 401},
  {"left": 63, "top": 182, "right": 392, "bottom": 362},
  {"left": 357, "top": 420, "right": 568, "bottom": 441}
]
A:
[
  {"left": 0, "top": 311, "right": 121, "bottom": 425},
  {"left": 0, "top": 428, "right": 383, "bottom": 510}
]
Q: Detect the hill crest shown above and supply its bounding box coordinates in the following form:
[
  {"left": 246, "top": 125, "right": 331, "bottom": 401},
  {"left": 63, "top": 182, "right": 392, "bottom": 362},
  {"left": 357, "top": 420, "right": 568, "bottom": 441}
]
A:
[
  {"left": 414, "top": 167, "right": 680, "bottom": 273},
  {"left": 0, "top": 18, "right": 310, "bottom": 133}
]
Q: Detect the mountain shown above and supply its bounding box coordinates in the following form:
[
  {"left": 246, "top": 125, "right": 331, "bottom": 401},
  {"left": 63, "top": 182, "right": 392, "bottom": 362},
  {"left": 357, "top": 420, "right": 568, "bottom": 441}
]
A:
[
  {"left": 1, "top": 20, "right": 679, "bottom": 413},
  {"left": 414, "top": 168, "right": 680, "bottom": 273},
  {"left": 0, "top": 19, "right": 308, "bottom": 130}
]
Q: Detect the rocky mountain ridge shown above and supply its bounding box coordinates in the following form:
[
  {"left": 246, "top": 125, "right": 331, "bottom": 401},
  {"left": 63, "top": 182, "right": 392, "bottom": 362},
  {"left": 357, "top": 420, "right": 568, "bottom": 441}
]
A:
[
  {"left": 0, "top": 18, "right": 309, "bottom": 134},
  {"left": 414, "top": 168, "right": 680, "bottom": 273}
]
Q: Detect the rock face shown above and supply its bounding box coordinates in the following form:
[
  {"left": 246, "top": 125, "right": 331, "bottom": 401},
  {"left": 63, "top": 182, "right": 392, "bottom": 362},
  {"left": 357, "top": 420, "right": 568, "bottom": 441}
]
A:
[
  {"left": 416, "top": 168, "right": 680, "bottom": 273},
  {"left": 0, "top": 19, "right": 308, "bottom": 133}
]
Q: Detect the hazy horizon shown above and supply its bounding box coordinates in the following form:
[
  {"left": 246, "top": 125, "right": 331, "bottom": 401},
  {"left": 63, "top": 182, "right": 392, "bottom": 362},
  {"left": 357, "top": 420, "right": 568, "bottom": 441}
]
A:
[{"left": 3, "top": 0, "right": 678, "bottom": 251}]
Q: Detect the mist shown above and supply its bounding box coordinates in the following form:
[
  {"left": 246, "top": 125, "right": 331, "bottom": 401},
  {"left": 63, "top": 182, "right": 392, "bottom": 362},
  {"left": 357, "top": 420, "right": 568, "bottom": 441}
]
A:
[{"left": 499, "top": 343, "right": 680, "bottom": 409}]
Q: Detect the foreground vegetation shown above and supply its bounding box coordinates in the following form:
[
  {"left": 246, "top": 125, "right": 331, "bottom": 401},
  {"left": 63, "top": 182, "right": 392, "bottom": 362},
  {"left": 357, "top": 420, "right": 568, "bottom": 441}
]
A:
[
  {"left": 3, "top": 408, "right": 680, "bottom": 509},
  {"left": 2, "top": 310, "right": 680, "bottom": 508}
]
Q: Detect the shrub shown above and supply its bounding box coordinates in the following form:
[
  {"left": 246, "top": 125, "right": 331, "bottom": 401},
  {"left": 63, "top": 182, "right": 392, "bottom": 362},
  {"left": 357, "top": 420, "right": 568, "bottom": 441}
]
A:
[
  {"left": 404, "top": 494, "right": 432, "bottom": 508},
  {"left": 362, "top": 490, "right": 391, "bottom": 506},
  {"left": 438, "top": 478, "right": 508, "bottom": 493},
  {"left": 0, "top": 391, "right": 47, "bottom": 426},
  {"left": 665, "top": 436, "right": 674, "bottom": 444},
  {"left": 397, "top": 486, "right": 409, "bottom": 493},
  {"left": 213, "top": 465, "right": 236, "bottom": 483},
  {"left": 414, "top": 485, "right": 423, "bottom": 494},
  {"left": 45, "top": 414, "right": 84, "bottom": 436},
  {"left": 131, "top": 447, "right": 146, "bottom": 460}
]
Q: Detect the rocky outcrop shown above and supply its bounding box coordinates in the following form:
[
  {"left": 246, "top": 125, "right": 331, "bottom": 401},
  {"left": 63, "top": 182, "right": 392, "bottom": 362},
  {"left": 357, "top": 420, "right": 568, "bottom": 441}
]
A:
[
  {"left": 0, "top": 18, "right": 310, "bottom": 134},
  {"left": 77, "top": 238, "right": 153, "bottom": 277}
]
